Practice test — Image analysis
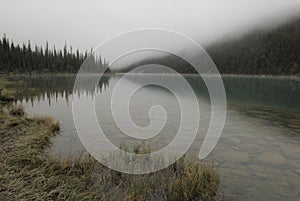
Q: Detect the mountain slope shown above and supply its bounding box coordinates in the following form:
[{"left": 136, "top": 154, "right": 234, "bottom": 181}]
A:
[{"left": 119, "top": 18, "right": 300, "bottom": 75}]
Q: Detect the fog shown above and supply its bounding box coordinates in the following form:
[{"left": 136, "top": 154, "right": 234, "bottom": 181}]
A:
[{"left": 1, "top": 0, "right": 300, "bottom": 53}]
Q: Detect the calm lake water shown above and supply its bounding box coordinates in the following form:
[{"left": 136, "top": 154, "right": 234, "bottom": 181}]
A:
[{"left": 9, "top": 74, "right": 300, "bottom": 201}]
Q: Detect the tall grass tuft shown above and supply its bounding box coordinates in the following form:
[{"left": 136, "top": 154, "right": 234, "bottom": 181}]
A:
[{"left": 8, "top": 105, "right": 25, "bottom": 116}]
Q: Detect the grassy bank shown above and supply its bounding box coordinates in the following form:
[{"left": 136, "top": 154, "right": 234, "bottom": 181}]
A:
[
  {"left": 0, "top": 105, "right": 221, "bottom": 200},
  {"left": 0, "top": 77, "right": 18, "bottom": 100},
  {"left": 0, "top": 76, "right": 42, "bottom": 103}
]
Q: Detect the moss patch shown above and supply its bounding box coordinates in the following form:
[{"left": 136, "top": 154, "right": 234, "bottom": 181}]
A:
[{"left": 0, "top": 77, "right": 21, "bottom": 97}]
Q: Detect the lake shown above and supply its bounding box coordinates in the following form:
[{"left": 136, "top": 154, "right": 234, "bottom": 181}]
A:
[{"left": 9, "top": 74, "right": 300, "bottom": 201}]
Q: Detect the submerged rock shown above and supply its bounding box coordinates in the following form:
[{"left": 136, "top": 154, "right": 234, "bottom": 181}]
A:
[{"left": 257, "top": 151, "right": 287, "bottom": 166}]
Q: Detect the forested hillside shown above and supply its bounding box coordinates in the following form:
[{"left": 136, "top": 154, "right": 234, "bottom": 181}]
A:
[
  {"left": 120, "top": 18, "right": 300, "bottom": 75},
  {"left": 1, "top": 17, "right": 299, "bottom": 75},
  {"left": 207, "top": 18, "right": 300, "bottom": 75},
  {"left": 0, "top": 35, "right": 109, "bottom": 74}
]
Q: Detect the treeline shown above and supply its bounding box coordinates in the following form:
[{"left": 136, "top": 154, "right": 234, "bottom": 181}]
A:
[
  {"left": 0, "top": 35, "right": 110, "bottom": 74},
  {"left": 10, "top": 75, "right": 111, "bottom": 105},
  {"left": 207, "top": 17, "right": 300, "bottom": 75},
  {"left": 118, "top": 53, "right": 197, "bottom": 74},
  {"left": 120, "top": 17, "right": 300, "bottom": 75}
]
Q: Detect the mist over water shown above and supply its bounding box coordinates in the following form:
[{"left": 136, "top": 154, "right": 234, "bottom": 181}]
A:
[{"left": 1, "top": 0, "right": 300, "bottom": 52}]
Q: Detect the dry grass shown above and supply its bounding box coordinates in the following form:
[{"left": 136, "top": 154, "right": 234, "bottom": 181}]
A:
[
  {"left": 0, "top": 104, "right": 222, "bottom": 201},
  {"left": 8, "top": 105, "right": 25, "bottom": 116}
]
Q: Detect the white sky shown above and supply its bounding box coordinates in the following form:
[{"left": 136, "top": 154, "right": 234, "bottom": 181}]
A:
[{"left": 0, "top": 0, "right": 300, "bottom": 51}]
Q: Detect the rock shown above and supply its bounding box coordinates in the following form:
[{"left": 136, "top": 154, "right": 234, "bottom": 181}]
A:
[
  {"left": 233, "top": 168, "right": 252, "bottom": 177},
  {"left": 281, "top": 146, "right": 300, "bottom": 160},
  {"left": 217, "top": 151, "right": 251, "bottom": 163},
  {"left": 288, "top": 123, "right": 300, "bottom": 129},
  {"left": 283, "top": 169, "right": 300, "bottom": 185},
  {"left": 248, "top": 164, "right": 267, "bottom": 177},
  {"left": 257, "top": 152, "right": 287, "bottom": 166}
]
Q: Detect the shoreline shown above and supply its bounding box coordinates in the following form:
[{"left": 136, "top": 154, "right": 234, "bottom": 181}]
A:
[
  {"left": 0, "top": 104, "right": 221, "bottom": 201},
  {"left": 1, "top": 72, "right": 299, "bottom": 79},
  {"left": 0, "top": 77, "right": 221, "bottom": 200}
]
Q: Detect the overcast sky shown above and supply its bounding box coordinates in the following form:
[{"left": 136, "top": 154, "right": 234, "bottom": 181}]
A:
[{"left": 1, "top": 0, "right": 300, "bottom": 51}]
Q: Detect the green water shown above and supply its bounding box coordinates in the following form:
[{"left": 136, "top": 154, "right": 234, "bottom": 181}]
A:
[{"left": 9, "top": 74, "right": 300, "bottom": 201}]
